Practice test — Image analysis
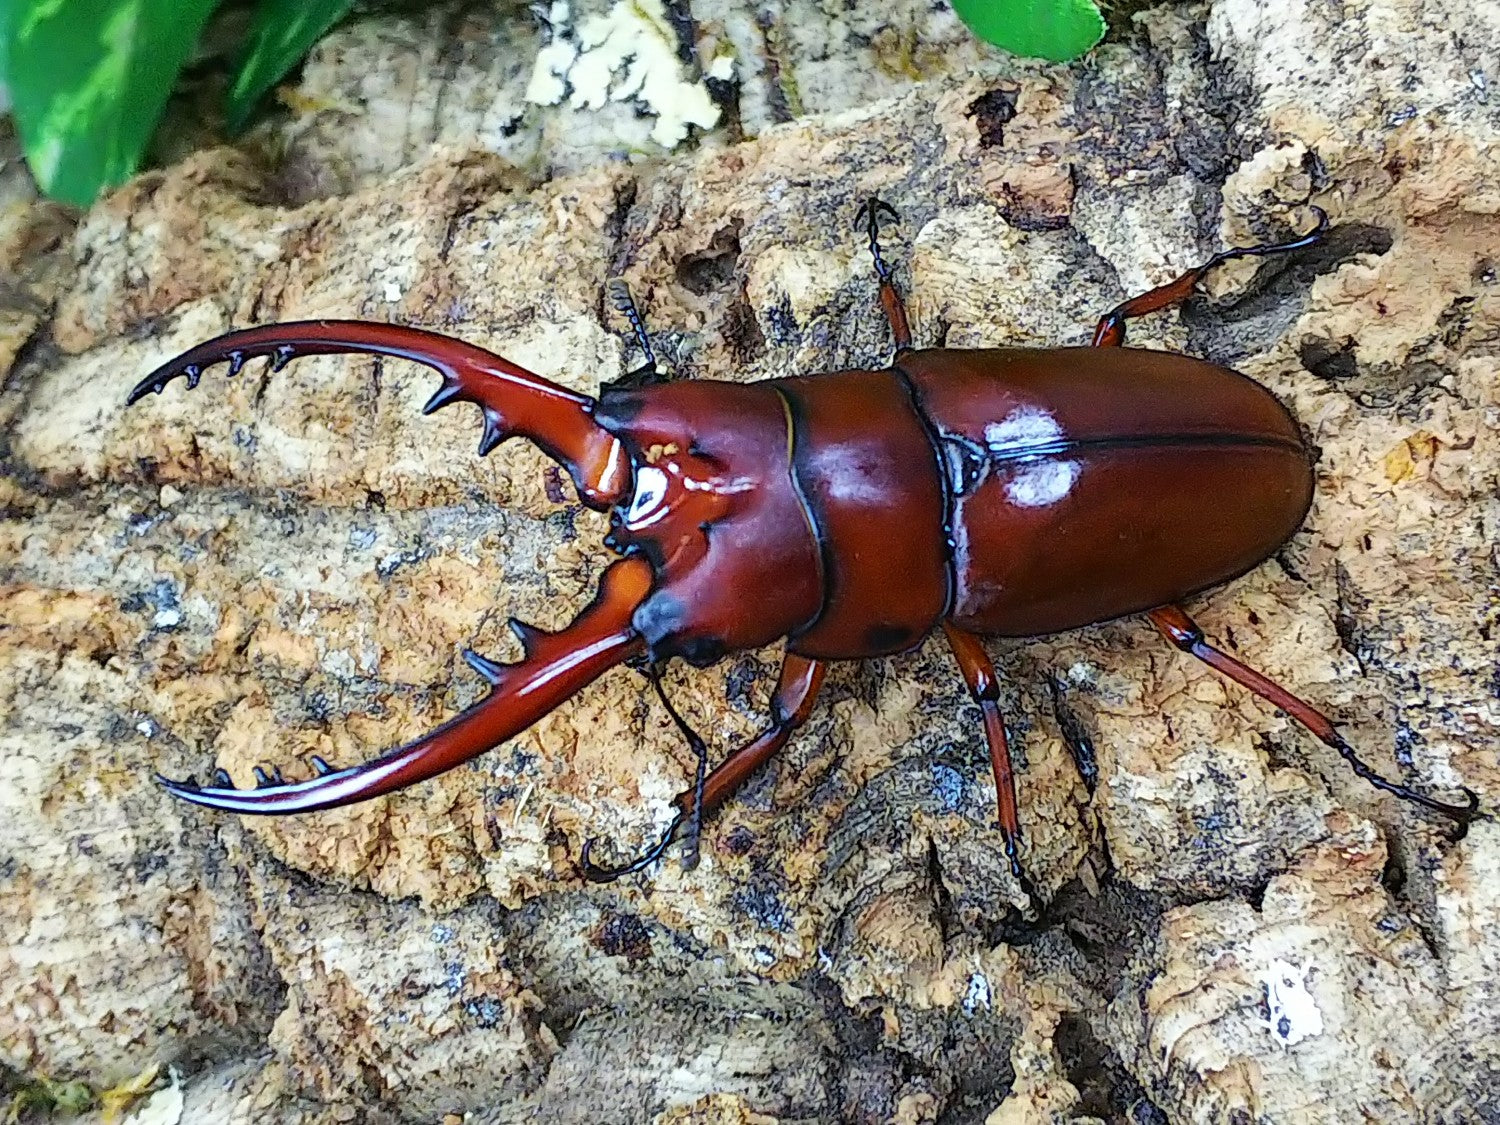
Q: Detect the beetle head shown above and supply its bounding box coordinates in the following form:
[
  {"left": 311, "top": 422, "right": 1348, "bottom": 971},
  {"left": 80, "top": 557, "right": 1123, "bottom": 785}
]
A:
[{"left": 594, "top": 380, "right": 823, "bottom": 666}]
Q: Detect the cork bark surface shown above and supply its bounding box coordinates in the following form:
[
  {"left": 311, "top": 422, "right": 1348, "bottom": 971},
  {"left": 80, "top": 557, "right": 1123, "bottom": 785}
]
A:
[{"left": 2, "top": 1, "right": 1497, "bottom": 1122}]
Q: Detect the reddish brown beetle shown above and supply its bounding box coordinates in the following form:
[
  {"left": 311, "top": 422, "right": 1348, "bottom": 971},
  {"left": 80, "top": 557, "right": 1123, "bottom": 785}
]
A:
[{"left": 127, "top": 200, "right": 1475, "bottom": 882}]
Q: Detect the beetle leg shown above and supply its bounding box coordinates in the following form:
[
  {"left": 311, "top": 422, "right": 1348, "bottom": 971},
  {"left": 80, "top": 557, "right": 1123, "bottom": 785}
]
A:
[
  {"left": 943, "top": 624, "right": 1025, "bottom": 879},
  {"left": 1091, "top": 207, "right": 1330, "bottom": 347},
  {"left": 127, "top": 320, "right": 631, "bottom": 509},
  {"left": 1149, "top": 604, "right": 1480, "bottom": 822},
  {"left": 580, "top": 653, "right": 825, "bottom": 882},
  {"left": 854, "top": 197, "right": 913, "bottom": 354},
  {"left": 156, "top": 557, "right": 653, "bottom": 814}
]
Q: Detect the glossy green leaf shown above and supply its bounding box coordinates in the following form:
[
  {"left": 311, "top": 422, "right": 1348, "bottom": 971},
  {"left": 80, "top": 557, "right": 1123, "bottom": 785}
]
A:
[
  {"left": 7, "top": 0, "right": 219, "bottom": 205},
  {"left": 952, "top": 0, "right": 1106, "bottom": 63},
  {"left": 225, "top": 0, "right": 350, "bottom": 133}
]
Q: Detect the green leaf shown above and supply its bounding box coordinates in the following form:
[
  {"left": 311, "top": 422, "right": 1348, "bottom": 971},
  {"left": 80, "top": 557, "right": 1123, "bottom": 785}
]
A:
[
  {"left": 1, "top": 3, "right": 16, "bottom": 89},
  {"left": 7, "top": 0, "right": 220, "bottom": 206},
  {"left": 225, "top": 0, "right": 350, "bottom": 134},
  {"left": 952, "top": 0, "right": 1106, "bottom": 63}
]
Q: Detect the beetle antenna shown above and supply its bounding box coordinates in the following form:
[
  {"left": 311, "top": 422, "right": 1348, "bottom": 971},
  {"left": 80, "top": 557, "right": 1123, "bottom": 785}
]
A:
[
  {"left": 645, "top": 664, "right": 711, "bottom": 869},
  {"left": 578, "top": 661, "right": 713, "bottom": 881},
  {"left": 606, "top": 279, "right": 661, "bottom": 385},
  {"left": 580, "top": 807, "right": 685, "bottom": 883}
]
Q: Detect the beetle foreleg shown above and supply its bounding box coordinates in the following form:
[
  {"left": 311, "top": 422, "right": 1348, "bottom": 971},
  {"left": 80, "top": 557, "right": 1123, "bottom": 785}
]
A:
[
  {"left": 156, "top": 557, "right": 653, "bottom": 815},
  {"left": 580, "top": 653, "right": 826, "bottom": 882},
  {"left": 127, "top": 320, "right": 631, "bottom": 509},
  {"left": 943, "top": 625, "right": 1025, "bottom": 879},
  {"left": 1149, "top": 604, "right": 1480, "bottom": 823},
  {"left": 1091, "top": 207, "right": 1330, "bottom": 347},
  {"left": 854, "top": 198, "right": 913, "bottom": 354}
]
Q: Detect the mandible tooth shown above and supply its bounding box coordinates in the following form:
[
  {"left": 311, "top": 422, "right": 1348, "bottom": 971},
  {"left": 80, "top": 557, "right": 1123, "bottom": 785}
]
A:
[
  {"left": 462, "top": 648, "right": 508, "bottom": 685},
  {"left": 507, "top": 617, "right": 546, "bottom": 658},
  {"left": 477, "top": 414, "right": 505, "bottom": 456},
  {"left": 422, "top": 379, "right": 464, "bottom": 415}
]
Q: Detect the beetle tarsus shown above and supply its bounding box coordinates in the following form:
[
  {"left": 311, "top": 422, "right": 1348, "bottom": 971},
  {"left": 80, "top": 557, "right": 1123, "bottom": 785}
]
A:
[
  {"left": 1325, "top": 732, "right": 1480, "bottom": 824},
  {"left": 1202, "top": 204, "right": 1330, "bottom": 273},
  {"left": 855, "top": 197, "right": 901, "bottom": 283}
]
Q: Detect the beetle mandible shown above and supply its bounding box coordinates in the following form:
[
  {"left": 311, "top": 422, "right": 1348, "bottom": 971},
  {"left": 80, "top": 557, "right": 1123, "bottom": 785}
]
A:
[{"left": 127, "top": 200, "right": 1477, "bottom": 882}]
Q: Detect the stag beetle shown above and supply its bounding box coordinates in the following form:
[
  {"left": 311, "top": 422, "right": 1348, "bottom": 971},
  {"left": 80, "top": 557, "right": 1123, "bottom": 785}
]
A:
[{"left": 127, "top": 200, "right": 1476, "bottom": 883}]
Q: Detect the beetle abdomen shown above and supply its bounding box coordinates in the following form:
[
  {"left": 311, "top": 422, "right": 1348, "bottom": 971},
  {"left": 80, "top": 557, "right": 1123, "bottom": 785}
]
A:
[{"left": 901, "top": 348, "right": 1314, "bottom": 636}]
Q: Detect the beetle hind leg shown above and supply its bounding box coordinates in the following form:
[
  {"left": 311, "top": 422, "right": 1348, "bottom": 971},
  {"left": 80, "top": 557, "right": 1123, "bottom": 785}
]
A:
[
  {"left": 1149, "top": 604, "right": 1479, "bottom": 823},
  {"left": 1091, "top": 207, "right": 1329, "bottom": 347}
]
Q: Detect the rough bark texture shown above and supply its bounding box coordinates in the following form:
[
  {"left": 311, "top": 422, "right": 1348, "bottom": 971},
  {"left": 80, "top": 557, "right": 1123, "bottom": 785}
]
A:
[{"left": 2, "top": 1, "right": 1497, "bottom": 1122}]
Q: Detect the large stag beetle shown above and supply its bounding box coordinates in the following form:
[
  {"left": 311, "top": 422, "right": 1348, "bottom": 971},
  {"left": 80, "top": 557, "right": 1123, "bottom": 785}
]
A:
[{"left": 127, "top": 201, "right": 1475, "bottom": 882}]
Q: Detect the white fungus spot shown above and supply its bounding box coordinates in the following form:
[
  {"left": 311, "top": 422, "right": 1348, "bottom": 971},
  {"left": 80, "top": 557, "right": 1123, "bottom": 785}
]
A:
[
  {"left": 1005, "top": 459, "right": 1080, "bottom": 508},
  {"left": 525, "top": 0, "right": 721, "bottom": 148},
  {"left": 1261, "top": 958, "right": 1324, "bottom": 1047},
  {"left": 984, "top": 406, "right": 1081, "bottom": 509}
]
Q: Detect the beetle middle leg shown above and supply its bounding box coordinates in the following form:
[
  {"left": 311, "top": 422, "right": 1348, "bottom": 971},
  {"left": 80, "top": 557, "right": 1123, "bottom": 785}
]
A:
[
  {"left": 580, "top": 654, "right": 826, "bottom": 882},
  {"left": 943, "top": 624, "right": 1025, "bottom": 879},
  {"left": 1090, "top": 207, "right": 1329, "bottom": 347},
  {"left": 1149, "top": 604, "right": 1479, "bottom": 823}
]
